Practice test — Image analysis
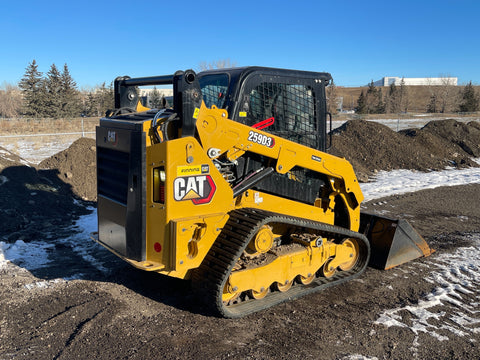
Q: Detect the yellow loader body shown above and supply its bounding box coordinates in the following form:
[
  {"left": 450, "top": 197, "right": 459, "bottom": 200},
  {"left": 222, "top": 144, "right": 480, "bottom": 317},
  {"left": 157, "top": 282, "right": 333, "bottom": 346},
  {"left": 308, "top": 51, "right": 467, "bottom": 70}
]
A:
[{"left": 94, "top": 67, "right": 432, "bottom": 317}]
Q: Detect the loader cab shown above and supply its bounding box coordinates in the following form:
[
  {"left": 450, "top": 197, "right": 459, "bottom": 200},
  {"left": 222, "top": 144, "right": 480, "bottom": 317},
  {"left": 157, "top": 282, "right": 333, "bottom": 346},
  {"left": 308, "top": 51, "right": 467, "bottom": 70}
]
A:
[{"left": 198, "top": 67, "right": 332, "bottom": 152}]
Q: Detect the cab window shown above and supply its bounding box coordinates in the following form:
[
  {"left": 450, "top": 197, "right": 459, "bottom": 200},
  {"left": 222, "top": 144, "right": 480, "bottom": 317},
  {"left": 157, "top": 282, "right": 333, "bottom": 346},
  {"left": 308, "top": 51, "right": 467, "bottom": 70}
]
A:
[
  {"left": 245, "top": 82, "right": 317, "bottom": 149},
  {"left": 199, "top": 74, "right": 229, "bottom": 109}
]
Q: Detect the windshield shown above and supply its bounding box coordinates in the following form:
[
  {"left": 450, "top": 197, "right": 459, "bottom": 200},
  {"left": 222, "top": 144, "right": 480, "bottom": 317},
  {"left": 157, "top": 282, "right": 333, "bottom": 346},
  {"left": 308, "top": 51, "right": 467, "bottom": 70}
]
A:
[{"left": 198, "top": 73, "right": 229, "bottom": 109}]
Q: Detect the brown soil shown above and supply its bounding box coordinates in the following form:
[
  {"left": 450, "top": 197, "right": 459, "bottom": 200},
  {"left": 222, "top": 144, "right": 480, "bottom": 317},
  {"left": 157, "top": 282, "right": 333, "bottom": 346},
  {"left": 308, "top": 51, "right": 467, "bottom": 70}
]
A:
[
  {"left": 38, "top": 137, "right": 97, "bottom": 201},
  {"left": 0, "top": 145, "right": 92, "bottom": 243},
  {"left": 1, "top": 118, "right": 480, "bottom": 359}
]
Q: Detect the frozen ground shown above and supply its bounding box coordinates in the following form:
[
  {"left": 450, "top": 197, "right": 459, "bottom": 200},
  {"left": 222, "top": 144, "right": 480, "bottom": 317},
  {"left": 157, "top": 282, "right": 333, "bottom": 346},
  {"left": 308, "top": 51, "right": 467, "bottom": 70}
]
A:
[{"left": 376, "top": 233, "right": 480, "bottom": 348}]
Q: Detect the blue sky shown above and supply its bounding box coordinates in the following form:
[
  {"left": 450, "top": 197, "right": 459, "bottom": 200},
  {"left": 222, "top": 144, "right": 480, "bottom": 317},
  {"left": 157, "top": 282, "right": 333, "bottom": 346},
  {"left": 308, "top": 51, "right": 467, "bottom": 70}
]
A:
[{"left": 1, "top": 0, "right": 479, "bottom": 88}]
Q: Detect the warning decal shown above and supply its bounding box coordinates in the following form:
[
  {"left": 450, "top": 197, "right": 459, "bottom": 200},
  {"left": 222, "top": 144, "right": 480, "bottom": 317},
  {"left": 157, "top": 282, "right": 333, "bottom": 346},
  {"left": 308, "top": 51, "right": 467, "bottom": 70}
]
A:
[{"left": 176, "top": 164, "right": 209, "bottom": 177}]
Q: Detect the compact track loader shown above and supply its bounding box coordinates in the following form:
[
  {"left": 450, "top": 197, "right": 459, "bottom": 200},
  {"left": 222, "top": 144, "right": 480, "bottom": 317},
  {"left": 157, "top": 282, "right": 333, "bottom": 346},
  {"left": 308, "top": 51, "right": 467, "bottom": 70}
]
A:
[{"left": 94, "top": 67, "right": 433, "bottom": 317}]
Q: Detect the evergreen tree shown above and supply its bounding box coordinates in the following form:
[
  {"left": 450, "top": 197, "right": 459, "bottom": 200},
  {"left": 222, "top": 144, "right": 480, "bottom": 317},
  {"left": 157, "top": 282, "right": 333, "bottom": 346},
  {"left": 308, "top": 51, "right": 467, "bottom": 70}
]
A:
[
  {"left": 82, "top": 92, "right": 98, "bottom": 117},
  {"left": 365, "top": 81, "right": 377, "bottom": 114},
  {"left": 45, "top": 63, "right": 62, "bottom": 118},
  {"left": 386, "top": 82, "right": 397, "bottom": 113},
  {"left": 60, "top": 63, "right": 81, "bottom": 117},
  {"left": 355, "top": 90, "right": 367, "bottom": 114},
  {"left": 92, "top": 82, "right": 115, "bottom": 116},
  {"left": 399, "top": 78, "right": 409, "bottom": 113},
  {"left": 458, "top": 81, "right": 479, "bottom": 112},
  {"left": 375, "top": 88, "right": 385, "bottom": 114},
  {"left": 149, "top": 86, "right": 163, "bottom": 108},
  {"left": 18, "top": 60, "right": 46, "bottom": 117},
  {"left": 357, "top": 81, "right": 385, "bottom": 114}
]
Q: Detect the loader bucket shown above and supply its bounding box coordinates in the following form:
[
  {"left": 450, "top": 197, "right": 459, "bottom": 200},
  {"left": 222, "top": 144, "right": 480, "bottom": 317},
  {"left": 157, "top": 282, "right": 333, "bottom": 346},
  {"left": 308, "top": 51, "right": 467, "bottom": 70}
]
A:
[{"left": 360, "top": 213, "right": 434, "bottom": 270}]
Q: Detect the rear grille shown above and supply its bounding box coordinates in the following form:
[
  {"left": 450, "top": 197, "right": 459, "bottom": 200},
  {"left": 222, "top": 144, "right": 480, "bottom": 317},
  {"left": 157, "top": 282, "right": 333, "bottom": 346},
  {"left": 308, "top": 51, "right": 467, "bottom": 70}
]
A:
[{"left": 97, "top": 147, "right": 130, "bottom": 205}]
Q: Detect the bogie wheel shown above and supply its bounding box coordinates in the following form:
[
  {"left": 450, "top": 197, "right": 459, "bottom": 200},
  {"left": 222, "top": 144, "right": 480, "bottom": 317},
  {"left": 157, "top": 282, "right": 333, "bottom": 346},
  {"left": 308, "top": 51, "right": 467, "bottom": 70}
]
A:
[
  {"left": 222, "top": 283, "right": 240, "bottom": 304},
  {"left": 321, "top": 259, "right": 336, "bottom": 278},
  {"left": 298, "top": 273, "right": 315, "bottom": 285},
  {"left": 275, "top": 279, "right": 293, "bottom": 292},
  {"left": 339, "top": 238, "right": 359, "bottom": 271},
  {"left": 249, "top": 287, "right": 269, "bottom": 299}
]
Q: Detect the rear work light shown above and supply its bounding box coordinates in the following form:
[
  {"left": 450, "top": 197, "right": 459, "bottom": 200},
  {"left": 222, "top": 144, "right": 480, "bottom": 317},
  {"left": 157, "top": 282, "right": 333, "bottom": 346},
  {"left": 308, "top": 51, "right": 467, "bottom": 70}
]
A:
[{"left": 153, "top": 167, "right": 166, "bottom": 203}]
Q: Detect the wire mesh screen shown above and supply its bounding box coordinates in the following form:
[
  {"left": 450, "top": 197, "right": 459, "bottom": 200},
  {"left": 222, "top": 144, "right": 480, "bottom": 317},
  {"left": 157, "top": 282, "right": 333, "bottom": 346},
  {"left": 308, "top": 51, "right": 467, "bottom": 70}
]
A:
[{"left": 248, "top": 82, "right": 318, "bottom": 149}]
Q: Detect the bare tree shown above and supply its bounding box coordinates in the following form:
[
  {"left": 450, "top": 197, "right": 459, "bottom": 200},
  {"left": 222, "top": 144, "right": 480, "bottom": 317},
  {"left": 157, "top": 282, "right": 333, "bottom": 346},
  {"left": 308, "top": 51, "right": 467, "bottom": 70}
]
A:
[
  {"left": 0, "top": 82, "right": 23, "bottom": 118},
  {"left": 326, "top": 80, "right": 340, "bottom": 114},
  {"left": 426, "top": 76, "right": 458, "bottom": 113},
  {"left": 438, "top": 76, "right": 459, "bottom": 113},
  {"left": 198, "top": 59, "right": 237, "bottom": 71}
]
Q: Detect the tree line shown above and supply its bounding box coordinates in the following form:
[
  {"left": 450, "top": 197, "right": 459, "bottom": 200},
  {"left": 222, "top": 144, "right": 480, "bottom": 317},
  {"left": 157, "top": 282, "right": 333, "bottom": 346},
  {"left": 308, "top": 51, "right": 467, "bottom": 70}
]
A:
[
  {"left": 351, "top": 79, "right": 480, "bottom": 115},
  {"left": 2, "top": 61, "right": 479, "bottom": 118},
  {"left": 0, "top": 60, "right": 114, "bottom": 119}
]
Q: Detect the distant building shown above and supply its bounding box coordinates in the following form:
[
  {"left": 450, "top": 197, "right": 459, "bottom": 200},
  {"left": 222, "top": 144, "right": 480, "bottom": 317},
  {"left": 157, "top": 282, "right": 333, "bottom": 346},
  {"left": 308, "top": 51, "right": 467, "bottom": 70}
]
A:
[{"left": 372, "top": 77, "right": 458, "bottom": 86}]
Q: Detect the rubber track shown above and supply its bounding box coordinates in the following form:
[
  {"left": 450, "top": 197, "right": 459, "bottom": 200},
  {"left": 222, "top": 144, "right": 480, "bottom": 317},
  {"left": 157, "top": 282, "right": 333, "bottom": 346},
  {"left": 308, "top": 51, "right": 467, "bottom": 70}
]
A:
[{"left": 192, "top": 208, "right": 370, "bottom": 318}]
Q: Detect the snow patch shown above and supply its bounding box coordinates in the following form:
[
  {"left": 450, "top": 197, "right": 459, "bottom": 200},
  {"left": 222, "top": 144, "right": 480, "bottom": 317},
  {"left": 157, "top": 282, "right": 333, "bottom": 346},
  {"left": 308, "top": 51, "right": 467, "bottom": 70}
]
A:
[
  {"left": 342, "top": 355, "right": 379, "bottom": 360},
  {"left": 57, "top": 208, "right": 110, "bottom": 277},
  {"left": 0, "top": 208, "right": 109, "bottom": 276},
  {"left": 0, "top": 240, "right": 54, "bottom": 270},
  {"left": 361, "top": 160, "right": 480, "bottom": 202},
  {"left": 375, "top": 234, "right": 480, "bottom": 342},
  {"left": 24, "top": 278, "right": 67, "bottom": 290}
]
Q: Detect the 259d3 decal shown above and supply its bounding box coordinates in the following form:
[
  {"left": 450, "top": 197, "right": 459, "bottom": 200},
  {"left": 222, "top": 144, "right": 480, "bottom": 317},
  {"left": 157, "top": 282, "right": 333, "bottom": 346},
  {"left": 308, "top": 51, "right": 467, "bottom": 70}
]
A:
[{"left": 248, "top": 130, "right": 275, "bottom": 148}]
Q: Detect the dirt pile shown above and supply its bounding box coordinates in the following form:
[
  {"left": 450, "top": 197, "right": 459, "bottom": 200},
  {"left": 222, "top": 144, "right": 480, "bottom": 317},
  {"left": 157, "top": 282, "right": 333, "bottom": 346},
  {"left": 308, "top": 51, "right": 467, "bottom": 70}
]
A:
[
  {"left": 0, "top": 148, "right": 91, "bottom": 242},
  {"left": 38, "top": 138, "right": 97, "bottom": 201},
  {"left": 0, "top": 147, "right": 32, "bottom": 171},
  {"left": 330, "top": 119, "right": 480, "bottom": 181},
  {"left": 0, "top": 138, "right": 96, "bottom": 242},
  {"left": 402, "top": 119, "right": 480, "bottom": 158}
]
